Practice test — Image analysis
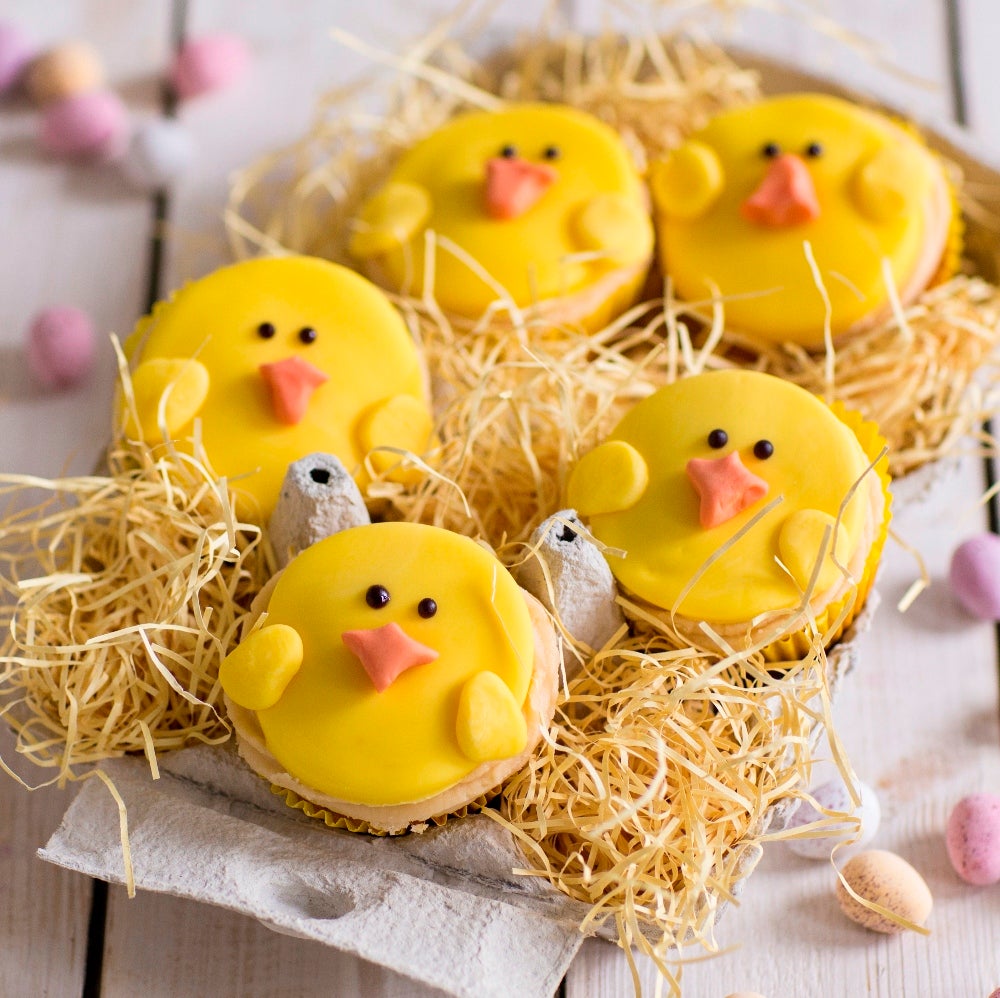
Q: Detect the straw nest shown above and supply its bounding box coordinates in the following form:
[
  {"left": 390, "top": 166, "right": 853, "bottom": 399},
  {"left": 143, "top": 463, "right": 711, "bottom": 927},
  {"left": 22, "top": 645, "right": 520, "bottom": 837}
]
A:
[{"left": 0, "top": 432, "right": 271, "bottom": 787}]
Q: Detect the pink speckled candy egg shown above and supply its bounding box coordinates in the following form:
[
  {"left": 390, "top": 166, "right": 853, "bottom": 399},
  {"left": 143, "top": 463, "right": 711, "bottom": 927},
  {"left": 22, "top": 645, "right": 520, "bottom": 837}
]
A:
[
  {"left": 946, "top": 793, "right": 1000, "bottom": 885},
  {"left": 169, "top": 34, "right": 249, "bottom": 100},
  {"left": 39, "top": 90, "right": 129, "bottom": 159},
  {"left": 0, "top": 21, "right": 35, "bottom": 95},
  {"left": 26, "top": 306, "right": 96, "bottom": 389},
  {"left": 950, "top": 533, "right": 1000, "bottom": 620}
]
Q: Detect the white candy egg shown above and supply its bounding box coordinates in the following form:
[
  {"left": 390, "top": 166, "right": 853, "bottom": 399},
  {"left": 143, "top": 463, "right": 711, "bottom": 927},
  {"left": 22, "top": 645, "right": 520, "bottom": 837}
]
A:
[
  {"left": 785, "top": 777, "right": 880, "bottom": 859},
  {"left": 120, "top": 118, "right": 195, "bottom": 191}
]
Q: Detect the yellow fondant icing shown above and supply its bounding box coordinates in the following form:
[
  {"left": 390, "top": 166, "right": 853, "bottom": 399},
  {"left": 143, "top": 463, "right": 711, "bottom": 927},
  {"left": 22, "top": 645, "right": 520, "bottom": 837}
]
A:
[
  {"left": 778, "top": 508, "right": 850, "bottom": 592},
  {"left": 123, "top": 256, "right": 432, "bottom": 519},
  {"left": 651, "top": 93, "right": 950, "bottom": 347},
  {"left": 234, "top": 522, "right": 536, "bottom": 807},
  {"left": 128, "top": 357, "right": 210, "bottom": 441},
  {"left": 351, "top": 102, "right": 653, "bottom": 325},
  {"left": 567, "top": 440, "right": 648, "bottom": 516},
  {"left": 566, "top": 369, "right": 873, "bottom": 623},
  {"left": 455, "top": 670, "right": 528, "bottom": 763},
  {"left": 357, "top": 393, "right": 435, "bottom": 477},
  {"left": 349, "top": 181, "right": 432, "bottom": 258},
  {"left": 648, "top": 139, "right": 724, "bottom": 220},
  {"left": 220, "top": 623, "right": 303, "bottom": 711}
]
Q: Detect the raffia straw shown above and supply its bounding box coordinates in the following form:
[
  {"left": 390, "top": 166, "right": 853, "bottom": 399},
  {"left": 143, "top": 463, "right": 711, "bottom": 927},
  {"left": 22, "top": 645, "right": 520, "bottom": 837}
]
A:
[
  {"left": 494, "top": 630, "right": 830, "bottom": 995},
  {"left": 0, "top": 423, "right": 273, "bottom": 787}
]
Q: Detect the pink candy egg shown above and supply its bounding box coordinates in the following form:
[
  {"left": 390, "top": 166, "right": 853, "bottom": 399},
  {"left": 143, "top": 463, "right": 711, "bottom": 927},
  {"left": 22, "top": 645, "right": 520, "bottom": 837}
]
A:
[
  {"left": 39, "top": 89, "right": 129, "bottom": 159},
  {"left": 26, "top": 306, "right": 97, "bottom": 389},
  {"left": 169, "top": 34, "right": 250, "bottom": 100},
  {"left": 946, "top": 793, "right": 1000, "bottom": 886},
  {"left": 949, "top": 533, "right": 1000, "bottom": 620},
  {"left": 0, "top": 21, "right": 35, "bottom": 94}
]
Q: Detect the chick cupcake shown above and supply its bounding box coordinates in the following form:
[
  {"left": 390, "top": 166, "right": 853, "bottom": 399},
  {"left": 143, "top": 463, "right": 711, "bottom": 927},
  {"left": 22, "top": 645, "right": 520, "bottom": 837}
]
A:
[
  {"left": 650, "top": 93, "right": 957, "bottom": 348},
  {"left": 220, "top": 521, "right": 559, "bottom": 834},
  {"left": 121, "top": 256, "right": 433, "bottom": 520},
  {"left": 349, "top": 102, "right": 654, "bottom": 333},
  {"left": 566, "top": 369, "right": 891, "bottom": 659}
]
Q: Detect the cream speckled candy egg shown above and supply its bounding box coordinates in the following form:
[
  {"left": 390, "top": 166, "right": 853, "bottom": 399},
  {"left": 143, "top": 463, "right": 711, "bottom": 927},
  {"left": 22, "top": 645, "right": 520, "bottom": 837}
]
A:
[
  {"left": 836, "top": 849, "right": 932, "bottom": 933},
  {"left": 946, "top": 793, "right": 1000, "bottom": 885},
  {"left": 786, "top": 778, "right": 880, "bottom": 859}
]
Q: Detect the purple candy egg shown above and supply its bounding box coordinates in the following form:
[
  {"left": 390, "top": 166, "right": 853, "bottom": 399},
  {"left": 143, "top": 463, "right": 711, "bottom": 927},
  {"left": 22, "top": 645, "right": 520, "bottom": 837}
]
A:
[
  {"left": 26, "top": 306, "right": 97, "bottom": 389},
  {"left": 39, "top": 89, "right": 129, "bottom": 159},
  {"left": 949, "top": 534, "right": 1000, "bottom": 620},
  {"left": 0, "top": 20, "right": 35, "bottom": 94},
  {"left": 946, "top": 793, "right": 1000, "bottom": 886},
  {"left": 170, "top": 34, "right": 250, "bottom": 100}
]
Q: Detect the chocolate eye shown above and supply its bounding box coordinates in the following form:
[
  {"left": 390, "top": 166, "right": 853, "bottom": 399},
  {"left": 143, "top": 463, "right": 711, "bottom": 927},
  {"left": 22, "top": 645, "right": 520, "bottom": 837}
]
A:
[
  {"left": 417, "top": 597, "right": 437, "bottom": 619},
  {"left": 257, "top": 321, "right": 276, "bottom": 339},
  {"left": 366, "top": 584, "right": 390, "bottom": 609},
  {"left": 542, "top": 145, "right": 560, "bottom": 160},
  {"left": 805, "top": 142, "right": 823, "bottom": 158},
  {"left": 753, "top": 439, "right": 774, "bottom": 460},
  {"left": 707, "top": 428, "right": 728, "bottom": 449},
  {"left": 762, "top": 142, "right": 780, "bottom": 159},
  {"left": 298, "top": 326, "right": 317, "bottom": 344},
  {"left": 499, "top": 144, "right": 517, "bottom": 158}
]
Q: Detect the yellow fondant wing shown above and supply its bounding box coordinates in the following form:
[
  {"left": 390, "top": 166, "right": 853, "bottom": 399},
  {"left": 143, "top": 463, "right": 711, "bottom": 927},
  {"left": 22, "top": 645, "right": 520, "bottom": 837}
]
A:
[
  {"left": 851, "top": 145, "right": 930, "bottom": 223},
  {"left": 649, "top": 140, "right": 724, "bottom": 220},
  {"left": 572, "top": 192, "right": 654, "bottom": 265},
  {"left": 566, "top": 440, "right": 649, "bottom": 517},
  {"left": 357, "top": 394, "right": 434, "bottom": 478},
  {"left": 778, "top": 509, "right": 850, "bottom": 592},
  {"left": 219, "top": 623, "right": 303, "bottom": 711},
  {"left": 349, "top": 181, "right": 432, "bottom": 259},
  {"left": 455, "top": 671, "right": 527, "bottom": 763},
  {"left": 126, "top": 357, "right": 210, "bottom": 442}
]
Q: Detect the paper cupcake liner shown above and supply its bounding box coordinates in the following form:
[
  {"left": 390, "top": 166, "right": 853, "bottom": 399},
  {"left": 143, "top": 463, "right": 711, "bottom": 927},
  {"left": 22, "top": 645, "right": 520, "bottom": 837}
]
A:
[{"left": 275, "top": 785, "right": 492, "bottom": 836}]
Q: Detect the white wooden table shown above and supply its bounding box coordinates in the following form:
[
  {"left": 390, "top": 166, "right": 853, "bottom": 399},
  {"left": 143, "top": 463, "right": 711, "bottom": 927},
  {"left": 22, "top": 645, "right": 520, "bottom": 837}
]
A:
[{"left": 2, "top": 2, "right": 999, "bottom": 995}]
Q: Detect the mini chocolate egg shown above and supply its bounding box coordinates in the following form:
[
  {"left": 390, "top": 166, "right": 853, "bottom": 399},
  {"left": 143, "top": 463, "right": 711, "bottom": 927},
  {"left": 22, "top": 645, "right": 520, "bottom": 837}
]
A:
[
  {"left": 26, "top": 40, "right": 103, "bottom": 104},
  {"left": 949, "top": 533, "right": 1000, "bottom": 620},
  {"left": 725, "top": 992, "right": 768, "bottom": 998},
  {"left": 945, "top": 793, "right": 1000, "bottom": 885},
  {"left": 169, "top": 34, "right": 250, "bottom": 100},
  {"left": 26, "top": 306, "right": 96, "bottom": 389},
  {"left": 836, "top": 849, "right": 932, "bottom": 933},
  {"left": 0, "top": 21, "right": 35, "bottom": 95},
  {"left": 120, "top": 119, "right": 195, "bottom": 190},
  {"left": 39, "top": 90, "right": 129, "bottom": 159},
  {"left": 785, "top": 778, "right": 880, "bottom": 859}
]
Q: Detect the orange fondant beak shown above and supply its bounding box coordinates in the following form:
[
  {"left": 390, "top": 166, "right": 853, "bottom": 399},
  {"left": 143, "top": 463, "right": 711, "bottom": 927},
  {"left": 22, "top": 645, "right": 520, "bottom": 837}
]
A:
[
  {"left": 484, "top": 156, "right": 558, "bottom": 220},
  {"left": 259, "top": 356, "right": 329, "bottom": 426},
  {"left": 741, "top": 153, "right": 820, "bottom": 227},
  {"left": 686, "top": 451, "right": 769, "bottom": 529},
  {"left": 342, "top": 622, "right": 439, "bottom": 693}
]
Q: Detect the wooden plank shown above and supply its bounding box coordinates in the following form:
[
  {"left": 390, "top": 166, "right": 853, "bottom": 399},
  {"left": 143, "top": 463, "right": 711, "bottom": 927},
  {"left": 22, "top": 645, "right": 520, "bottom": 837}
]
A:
[
  {"left": 0, "top": 3, "right": 172, "bottom": 997},
  {"left": 957, "top": 0, "right": 1000, "bottom": 148}
]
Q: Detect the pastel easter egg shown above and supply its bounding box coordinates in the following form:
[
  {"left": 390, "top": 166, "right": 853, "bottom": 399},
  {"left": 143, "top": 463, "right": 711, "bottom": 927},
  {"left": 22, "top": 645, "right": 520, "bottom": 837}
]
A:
[
  {"left": 949, "top": 533, "right": 1000, "bottom": 620},
  {"left": 26, "top": 40, "right": 103, "bottom": 104},
  {"left": 786, "top": 778, "right": 881, "bottom": 859},
  {"left": 26, "top": 306, "right": 97, "bottom": 389},
  {"left": 836, "top": 849, "right": 932, "bottom": 933},
  {"left": 169, "top": 34, "right": 249, "bottom": 100},
  {"left": 0, "top": 21, "right": 35, "bottom": 94},
  {"left": 120, "top": 119, "right": 195, "bottom": 190},
  {"left": 39, "top": 90, "right": 129, "bottom": 159},
  {"left": 945, "top": 793, "right": 1000, "bottom": 885},
  {"left": 725, "top": 993, "right": 768, "bottom": 998}
]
